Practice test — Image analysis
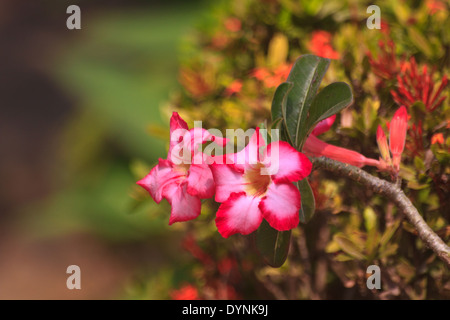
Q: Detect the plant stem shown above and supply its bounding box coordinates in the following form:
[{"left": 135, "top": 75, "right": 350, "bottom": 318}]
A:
[{"left": 311, "top": 156, "right": 450, "bottom": 267}]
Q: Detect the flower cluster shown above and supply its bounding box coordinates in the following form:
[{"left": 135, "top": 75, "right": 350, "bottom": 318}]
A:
[{"left": 137, "top": 112, "right": 312, "bottom": 238}]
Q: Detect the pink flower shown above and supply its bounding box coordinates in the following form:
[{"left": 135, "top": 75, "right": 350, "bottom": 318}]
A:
[
  {"left": 137, "top": 112, "right": 227, "bottom": 225},
  {"left": 311, "top": 114, "right": 336, "bottom": 136},
  {"left": 431, "top": 133, "right": 444, "bottom": 145},
  {"left": 303, "top": 115, "right": 382, "bottom": 169},
  {"left": 376, "top": 125, "right": 391, "bottom": 164},
  {"left": 210, "top": 129, "right": 312, "bottom": 238},
  {"left": 389, "top": 106, "right": 408, "bottom": 170},
  {"left": 250, "top": 63, "right": 293, "bottom": 89}
]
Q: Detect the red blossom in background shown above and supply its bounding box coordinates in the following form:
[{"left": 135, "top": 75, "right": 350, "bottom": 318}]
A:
[
  {"left": 179, "top": 67, "right": 215, "bottom": 98},
  {"left": 304, "top": 134, "right": 381, "bottom": 169},
  {"left": 390, "top": 57, "right": 448, "bottom": 112},
  {"left": 224, "top": 17, "right": 242, "bottom": 32},
  {"left": 170, "top": 283, "right": 200, "bottom": 300},
  {"left": 303, "top": 116, "right": 383, "bottom": 170},
  {"left": 376, "top": 125, "right": 391, "bottom": 165},
  {"left": 389, "top": 106, "right": 408, "bottom": 171},
  {"left": 225, "top": 79, "right": 243, "bottom": 96},
  {"left": 407, "top": 121, "right": 424, "bottom": 156},
  {"left": 368, "top": 39, "right": 400, "bottom": 81},
  {"left": 426, "top": 0, "right": 446, "bottom": 14},
  {"left": 137, "top": 112, "right": 228, "bottom": 225},
  {"left": 380, "top": 19, "right": 390, "bottom": 35},
  {"left": 182, "top": 234, "right": 214, "bottom": 266},
  {"left": 308, "top": 30, "right": 340, "bottom": 60}
]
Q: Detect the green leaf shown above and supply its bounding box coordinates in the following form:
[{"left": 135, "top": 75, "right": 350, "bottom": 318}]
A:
[
  {"left": 271, "top": 81, "right": 293, "bottom": 121},
  {"left": 297, "top": 179, "right": 316, "bottom": 224},
  {"left": 305, "top": 82, "right": 353, "bottom": 136},
  {"left": 333, "top": 234, "right": 367, "bottom": 260},
  {"left": 283, "top": 55, "right": 330, "bottom": 149},
  {"left": 255, "top": 220, "right": 291, "bottom": 268},
  {"left": 380, "top": 220, "right": 401, "bottom": 252}
]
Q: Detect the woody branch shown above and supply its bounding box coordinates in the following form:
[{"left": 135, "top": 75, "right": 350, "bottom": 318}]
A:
[{"left": 311, "top": 156, "right": 450, "bottom": 267}]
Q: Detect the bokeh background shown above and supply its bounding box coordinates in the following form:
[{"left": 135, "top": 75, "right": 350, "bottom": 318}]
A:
[{"left": 0, "top": 0, "right": 208, "bottom": 299}]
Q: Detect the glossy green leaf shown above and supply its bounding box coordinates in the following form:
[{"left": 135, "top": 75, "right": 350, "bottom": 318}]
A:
[
  {"left": 305, "top": 82, "right": 353, "bottom": 136},
  {"left": 283, "top": 55, "right": 330, "bottom": 149},
  {"left": 255, "top": 220, "right": 291, "bottom": 268},
  {"left": 297, "top": 179, "right": 316, "bottom": 224}
]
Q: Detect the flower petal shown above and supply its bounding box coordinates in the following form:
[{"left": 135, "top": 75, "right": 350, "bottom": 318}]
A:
[
  {"left": 166, "top": 182, "right": 202, "bottom": 225},
  {"left": 262, "top": 141, "right": 312, "bottom": 183},
  {"left": 210, "top": 164, "right": 245, "bottom": 202},
  {"left": 189, "top": 128, "right": 229, "bottom": 147},
  {"left": 215, "top": 192, "right": 263, "bottom": 238},
  {"left": 136, "top": 159, "right": 184, "bottom": 203},
  {"left": 259, "top": 182, "right": 301, "bottom": 231},
  {"left": 186, "top": 164, "right": 215, "bottom": 199}
]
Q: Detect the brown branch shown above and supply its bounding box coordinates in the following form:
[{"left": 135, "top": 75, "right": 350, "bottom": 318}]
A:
[{"left": 311, "top": 156, "right": 450, "bottom": 267}]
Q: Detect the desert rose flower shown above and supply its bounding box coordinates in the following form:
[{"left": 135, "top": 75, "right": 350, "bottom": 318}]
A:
[
  {"left": 211, "top": 128, "right": 312, "bottom": 238},
  {"left": 137, "top": 112, "right": 227, "bottom": 225}
]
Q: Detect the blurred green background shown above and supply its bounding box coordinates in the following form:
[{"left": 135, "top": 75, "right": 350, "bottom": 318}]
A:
[{"left": 0, "top": 0, "right": 208, "bottom": 299}]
